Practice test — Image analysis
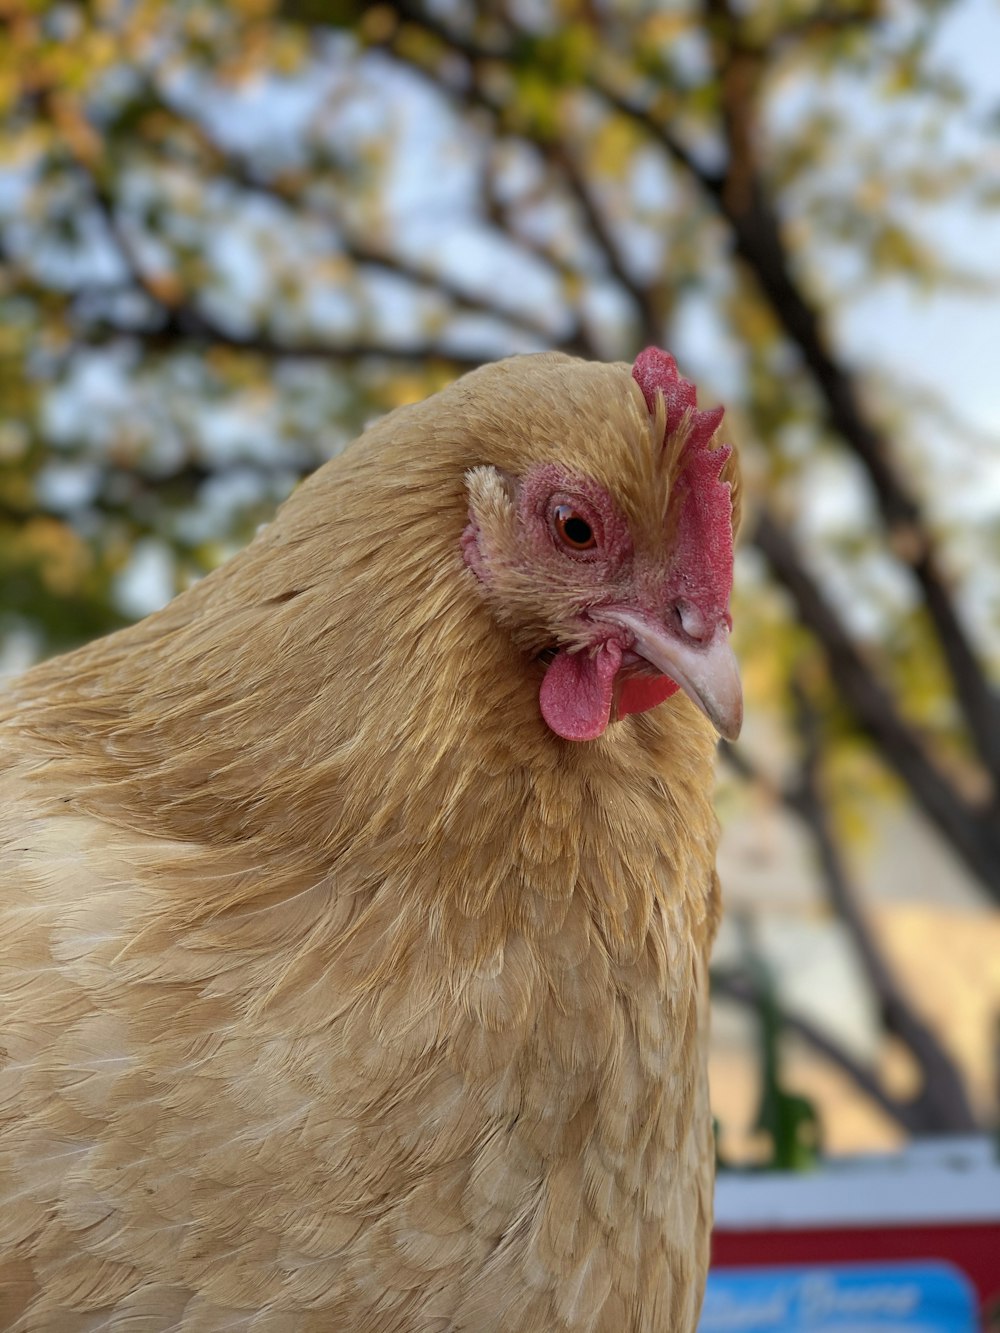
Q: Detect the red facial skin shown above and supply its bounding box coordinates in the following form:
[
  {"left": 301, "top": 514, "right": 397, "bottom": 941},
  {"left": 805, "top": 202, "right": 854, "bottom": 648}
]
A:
[
  {"left": 463, "top": 462, "right": 683, "bottom": 739},
  {"left": 463, "top": 348, "right": 737, "bottom": 742},
  {"left": 514, "top": 464, "right": 634, "bottom": 574},
  {"left": 631, "top": 347, "right": 733, "bottom": 634},
  {"left": 532, "top": 466, "right": 679, "bottom": 731}
]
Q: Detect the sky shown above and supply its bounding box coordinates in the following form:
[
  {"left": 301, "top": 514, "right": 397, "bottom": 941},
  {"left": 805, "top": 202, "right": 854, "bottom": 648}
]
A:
[{"left": 840, "top": 0, "right": 1000, "bottom": 438}]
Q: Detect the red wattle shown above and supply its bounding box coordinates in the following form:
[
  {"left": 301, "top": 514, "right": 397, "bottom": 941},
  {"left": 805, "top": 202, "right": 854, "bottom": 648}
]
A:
[
  {"left": 617, "top": 674, "right": 679, "bottom": 719},
  {"left": 539, "top": 641, "right": 623, "bottom": 742}
]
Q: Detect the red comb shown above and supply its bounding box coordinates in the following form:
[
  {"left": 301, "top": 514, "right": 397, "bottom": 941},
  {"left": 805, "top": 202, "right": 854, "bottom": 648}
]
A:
[
  {"left": 631, "top": 347, "right": 725, "bottom": 452},
  {"left": 632, "top": 347, "right": 734, "bottom": 617}
]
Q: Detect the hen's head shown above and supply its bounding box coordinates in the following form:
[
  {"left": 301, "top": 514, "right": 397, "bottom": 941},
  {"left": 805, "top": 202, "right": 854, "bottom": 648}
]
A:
[{"left": 460, "top": 347, "right": 741, "bottom": 742}]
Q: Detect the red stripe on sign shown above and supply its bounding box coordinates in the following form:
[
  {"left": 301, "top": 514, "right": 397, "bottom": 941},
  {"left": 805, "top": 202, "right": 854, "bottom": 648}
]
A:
[{"left": 711, "top": 1223, "right": 1000, "bottom": 1310}]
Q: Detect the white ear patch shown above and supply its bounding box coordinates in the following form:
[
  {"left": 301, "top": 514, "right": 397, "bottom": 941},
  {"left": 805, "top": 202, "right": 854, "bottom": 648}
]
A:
[{"left": 464, "top": 466, "right": 517, "bottom": 523}]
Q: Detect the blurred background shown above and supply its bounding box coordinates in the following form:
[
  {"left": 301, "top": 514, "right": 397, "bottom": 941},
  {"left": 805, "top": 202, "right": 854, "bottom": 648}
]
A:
[{"left": 1, "top": 0, "right": 998, "bottom": 1168}]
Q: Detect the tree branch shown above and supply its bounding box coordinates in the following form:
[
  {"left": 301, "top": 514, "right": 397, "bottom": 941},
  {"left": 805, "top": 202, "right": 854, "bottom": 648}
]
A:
[
  {"left": 753, "top": 507, "right": 1000, "bottom": 899},
  {"left": 203, "top": 153, "right": 582, "bottom": 351},
  {"left": 712, "top": 968, "right": 926, "bottom": 1133},
  {"left": 83, "top": 310, "right": 495, "bottom": 369},
  {"left": 694, "top": 4, "right": 1000, "bottom": 786},
  {"left": 551, "top": 145, "right": 662, "bottom": 348},
  {"left": 733, "top": 196, "right": 1000, "bottom": 779},
  {"left": 589, "top": 81, "right": 725, "bottom": 199},
  {"left": 722, "top": 685, "right": 979, "bottom": 1133},
  {"left": 62, "top": 168, "right": 509, "bottom": 370},
  {"left": 383, "top": 3, "right": 664, "bottom": 349}
]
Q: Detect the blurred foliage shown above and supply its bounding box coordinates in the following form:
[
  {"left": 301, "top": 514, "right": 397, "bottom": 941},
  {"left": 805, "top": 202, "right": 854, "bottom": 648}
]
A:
[
  {"left": 748, "top": 954, "right": 824, "bottom": 1173},
  {"left": 714, "top": 918, "right": 824, "bottom": 1172},
  {"left": 0, "top": 0, "right": 993, "bottom": 689},
  {"left": 2, "top": 0, "right": 999, "bottom": 1138}
]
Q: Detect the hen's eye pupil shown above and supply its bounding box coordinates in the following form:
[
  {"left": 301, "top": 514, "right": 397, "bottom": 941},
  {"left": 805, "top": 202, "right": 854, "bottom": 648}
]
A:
[{"left": 553, "top": 505, "right": 597, "bottom": 550}]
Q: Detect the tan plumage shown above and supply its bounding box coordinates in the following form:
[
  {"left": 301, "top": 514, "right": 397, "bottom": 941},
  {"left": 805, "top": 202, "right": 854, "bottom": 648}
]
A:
[{"left": 0, "top": 351, "right": 739, "bottom": 1331}]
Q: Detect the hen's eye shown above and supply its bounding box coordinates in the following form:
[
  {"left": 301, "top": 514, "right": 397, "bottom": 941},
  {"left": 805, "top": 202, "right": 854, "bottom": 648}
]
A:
[{"left": 553, "top": 505, "right": 597, "bottom": 551}]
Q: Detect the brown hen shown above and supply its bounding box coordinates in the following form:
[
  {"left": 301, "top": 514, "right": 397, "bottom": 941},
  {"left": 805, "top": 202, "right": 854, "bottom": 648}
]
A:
[{"left": 0, "top": 348, "right": 741, "bottom": 1332}]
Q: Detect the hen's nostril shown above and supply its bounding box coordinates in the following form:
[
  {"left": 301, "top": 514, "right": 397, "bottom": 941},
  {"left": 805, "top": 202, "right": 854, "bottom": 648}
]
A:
[{"left": 675, "top": 601, "right": 708, "bottom": 643}]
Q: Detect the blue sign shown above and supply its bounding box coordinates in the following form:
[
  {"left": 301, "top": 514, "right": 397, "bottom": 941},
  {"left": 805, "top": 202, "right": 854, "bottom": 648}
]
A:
[{"left": 700, "top": 1263, "right": 977, "bottom": 1332}]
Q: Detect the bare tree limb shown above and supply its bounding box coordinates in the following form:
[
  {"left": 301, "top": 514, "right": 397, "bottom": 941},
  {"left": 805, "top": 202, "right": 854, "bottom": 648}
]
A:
[
  {"left": 693, "top": 3, "right": 1000, "bottom": 786},
  {"left": 588, "top": 81, "right": 725, "bottom": 199},
  {"left": 712, "top": 968, "right": 927, "bottom": 1133},
  {"left": 788, "top": 682, "right": 978, "bottom": 1130},
  {"left": 731, "top": 194, "right": 1000, "bottom": 779},
  {"left": 201, "top": 154, "right": 584, "bottom": 351},
  {"left": 551, "top": 145, "right": 662, "bottom": 348},
  {"left": 82, "top": 309, "right": 496, "bottom": 369},
  {"left": 753, "top": 507, "right": 1000, "bottom": 899},
  {"left": 381, "top": 6, "right": 666, "bottom": 349},
  {"left": 722, "top": 685, "right": 979, "bottom": 1133},
  {"left": 55, "top": 167, "right": 514, "bottom": 370},
  {"left": 773, "top": 4, "right": 883, "bottom": 52}
]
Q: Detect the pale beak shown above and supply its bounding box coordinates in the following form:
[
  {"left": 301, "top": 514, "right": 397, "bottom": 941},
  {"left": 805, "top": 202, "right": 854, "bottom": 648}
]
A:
[{"left": 599, "top": 607, "right": 743, "bottom": 741}]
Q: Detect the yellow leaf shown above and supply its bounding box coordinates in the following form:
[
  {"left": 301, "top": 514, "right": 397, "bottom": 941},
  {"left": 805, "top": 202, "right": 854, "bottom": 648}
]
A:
[{"left": 18, "top": 518, "right": 92, "bottom": 596}]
